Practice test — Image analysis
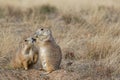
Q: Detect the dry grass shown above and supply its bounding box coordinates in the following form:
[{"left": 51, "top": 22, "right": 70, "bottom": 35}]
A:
[{"left": 0, "top": 0, "right": 120, "bottom": 79}]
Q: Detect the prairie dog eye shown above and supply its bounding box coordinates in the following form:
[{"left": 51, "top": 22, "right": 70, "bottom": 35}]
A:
[
  {"left": 25, "top": 40, "right": 27, "bottom": 42},
  {"left": 41, "top": 28, "right": 43, "bottom": 31}
]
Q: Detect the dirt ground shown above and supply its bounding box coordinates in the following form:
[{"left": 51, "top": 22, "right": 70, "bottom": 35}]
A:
[
  {"left": 0, "top": 55, "right": 81, "bottom": 80},
  {"left": 0, "top": 54, "right": 116, "bottom": 80}
]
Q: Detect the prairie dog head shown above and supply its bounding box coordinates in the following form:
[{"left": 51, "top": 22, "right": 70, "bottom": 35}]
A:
[
  {"left": 34, "top": 27, "right": 53, "bottom": 42},
  {"left": 23, "top": 37, "right": 36, "bottom": 47}
]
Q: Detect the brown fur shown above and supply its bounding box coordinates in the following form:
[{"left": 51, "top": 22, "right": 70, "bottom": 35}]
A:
[
  {"left": 35, "top": 28, "right": 62, "bottom": 73},
  {"left": 11, "top": 37, "right": 39, "bottom": 70}
]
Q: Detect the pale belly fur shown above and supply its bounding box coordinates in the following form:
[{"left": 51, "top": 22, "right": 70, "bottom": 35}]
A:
[{"left": 40, "top": 47, "right": 47, "bottom": 69}]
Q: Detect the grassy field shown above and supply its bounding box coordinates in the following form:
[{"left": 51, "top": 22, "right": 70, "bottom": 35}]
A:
[{"left": 0, "top": 0, "right": 120, "bottom": 80}]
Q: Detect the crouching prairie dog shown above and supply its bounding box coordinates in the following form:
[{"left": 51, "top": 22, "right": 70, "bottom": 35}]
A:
[
  {"left": 34, "top": 27, "right": 62, "bottom": 73},
  {"left": 11, "top": 37, "right": 39, "bottom": 70}
]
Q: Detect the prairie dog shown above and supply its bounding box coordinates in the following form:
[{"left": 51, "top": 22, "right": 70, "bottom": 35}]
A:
[
  {"left": 11, "top": 37, "right": 38, "bottom": 70},
  {"left": 34, "top": 27, "right": 62, "bottom": 73}
]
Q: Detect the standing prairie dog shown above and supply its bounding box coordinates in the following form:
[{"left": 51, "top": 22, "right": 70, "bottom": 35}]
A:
[
  {"left": 34, "top": 27, "right": 62, "bottom": 73},
  {"left": 11, "top": 37, "right": 38, "bottom": 70}
]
